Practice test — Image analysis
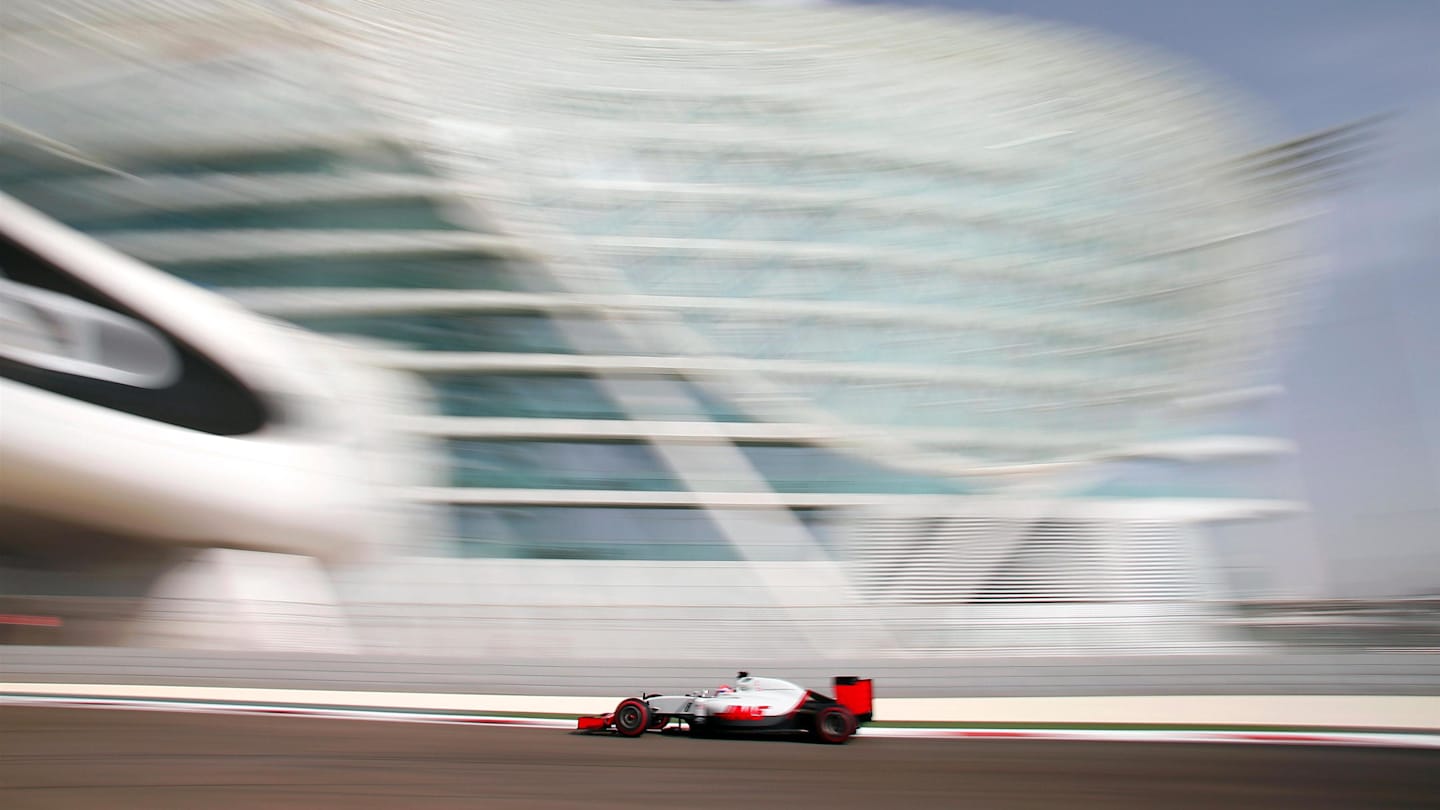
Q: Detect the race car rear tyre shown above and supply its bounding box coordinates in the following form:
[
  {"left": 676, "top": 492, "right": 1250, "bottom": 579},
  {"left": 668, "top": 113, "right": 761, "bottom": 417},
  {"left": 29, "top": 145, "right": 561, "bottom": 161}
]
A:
[
  {"left": 613, "top": 699, "right": 651, "bottom": 738},
  {"left": 812, "top": 705, "right": 857, "bottom": 744}
]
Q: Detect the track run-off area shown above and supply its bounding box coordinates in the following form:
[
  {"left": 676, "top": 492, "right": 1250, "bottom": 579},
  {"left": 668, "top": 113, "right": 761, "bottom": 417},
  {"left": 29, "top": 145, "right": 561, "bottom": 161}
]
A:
[{"left": 4, "top": 703, "right": 1439, "bottom": 809}]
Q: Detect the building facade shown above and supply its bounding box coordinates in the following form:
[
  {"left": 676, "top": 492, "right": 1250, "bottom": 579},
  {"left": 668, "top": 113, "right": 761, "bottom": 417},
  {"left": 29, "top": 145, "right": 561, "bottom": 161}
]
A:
[{"left": 1, "top": 0, "right": 1309, "bottom": 656}]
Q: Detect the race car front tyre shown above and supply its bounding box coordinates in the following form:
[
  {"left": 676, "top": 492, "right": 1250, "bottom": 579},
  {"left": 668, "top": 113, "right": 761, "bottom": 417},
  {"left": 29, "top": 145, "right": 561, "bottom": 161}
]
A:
[
  {"left": 613, "top": 698, "right": 651, "bottom": 737},
  {"left": 811, "top": 705, "right": 857, "bottom": 744}
]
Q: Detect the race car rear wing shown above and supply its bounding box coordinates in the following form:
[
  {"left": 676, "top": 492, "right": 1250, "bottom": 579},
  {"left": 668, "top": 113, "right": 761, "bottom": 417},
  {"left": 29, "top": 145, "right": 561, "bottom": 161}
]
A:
[{"left": 833, "top": 676, "right": 873, "bottom": 723}]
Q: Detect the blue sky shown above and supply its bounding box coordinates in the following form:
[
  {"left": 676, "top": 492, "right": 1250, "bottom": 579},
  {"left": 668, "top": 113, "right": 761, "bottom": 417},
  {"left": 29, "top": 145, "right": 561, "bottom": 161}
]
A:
[{"left": 856, "top": 0, "right": 1439, "bottom": 596}]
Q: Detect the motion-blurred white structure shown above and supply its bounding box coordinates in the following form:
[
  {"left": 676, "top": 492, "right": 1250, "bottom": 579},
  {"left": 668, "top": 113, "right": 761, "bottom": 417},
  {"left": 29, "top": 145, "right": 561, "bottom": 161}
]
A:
[{"left": 0, "top": 0, "right": 1321, "bottom": 656}]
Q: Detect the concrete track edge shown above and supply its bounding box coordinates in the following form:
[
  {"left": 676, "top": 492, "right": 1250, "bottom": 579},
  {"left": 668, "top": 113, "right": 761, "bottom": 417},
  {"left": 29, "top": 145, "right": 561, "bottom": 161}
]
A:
[{"left": 4, "top": 686, "right": 1439, "bottom": 749}]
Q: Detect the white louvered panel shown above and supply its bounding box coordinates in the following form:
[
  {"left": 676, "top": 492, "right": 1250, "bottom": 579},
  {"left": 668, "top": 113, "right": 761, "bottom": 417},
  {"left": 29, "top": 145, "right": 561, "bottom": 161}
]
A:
[
  {"left": 1120, "top": 521, "right": 1193, "bottom": 601},
  {"left": 849, "top": 516, "right": 929, "bottom": 601},
  {"left": 907, "top": 518, "right": 1016, "bottom": 604},
  {"left": 850, "top": 514, "right": 1117, "bottom": 604},
  {"left": 970, "top": 520, "right": 1056, "bottom": 603}
]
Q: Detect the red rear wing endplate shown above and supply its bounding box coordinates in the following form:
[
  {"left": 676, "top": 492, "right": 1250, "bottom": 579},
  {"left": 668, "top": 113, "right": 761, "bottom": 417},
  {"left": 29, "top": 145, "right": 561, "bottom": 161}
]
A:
[{"left": 833, "top": 677, "right": 873, "bottom": 723}]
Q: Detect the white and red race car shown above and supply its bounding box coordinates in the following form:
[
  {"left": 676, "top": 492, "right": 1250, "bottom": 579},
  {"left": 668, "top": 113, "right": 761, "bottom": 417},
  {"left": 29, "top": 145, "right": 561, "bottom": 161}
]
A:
[{"left": 576, "top": 672, "right": 873, "bottom": 744}]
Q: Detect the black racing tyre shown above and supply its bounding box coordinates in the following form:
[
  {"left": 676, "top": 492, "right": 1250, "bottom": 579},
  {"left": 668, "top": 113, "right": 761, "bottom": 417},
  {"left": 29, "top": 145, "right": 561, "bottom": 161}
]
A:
[
  {"left": 812, "top": 705, "right": 857, "bottom": 744},
  {"left": 613, "top": 698, "right": 651, "bottom": 738}
]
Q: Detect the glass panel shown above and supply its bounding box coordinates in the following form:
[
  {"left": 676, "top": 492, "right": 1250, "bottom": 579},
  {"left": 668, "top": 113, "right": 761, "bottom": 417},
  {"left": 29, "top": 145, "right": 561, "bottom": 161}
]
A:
[
  {"left": 790, "top": 508, "right": 843, "bottom": 553},
  {"left": 0, "top": 143, "right": 111, "bottom": 185},
  {"left": 295, "top": 312, "right": 576, "bottom": 353},
  {"left": 0, "top": 136, "right": 433, "bottom": 186},
  {"left": 447, "top": 440, "right": 681, "bottom": 491},
  {"left": 439, "top": 439, "right": 970, "bottom": 495},
  {"left": 428, "top": 373, "right": 625, "bottom": 419},
  {"left": 740, "top": 444, "right": 967, "bottom": 495},
  {"left": 292, "top": 311, "right": 693, "bottom": 355},
  {"left": 1081, "top": 458, "right": 1278, "bottom": 500},
  {"left": 123, "top": 143, "right": 431, "bottom": 177},
  {"left": 451, "top": 506, "right": 739, "bottom": 560},
  {"left": 427, "top": 373, "right": 754, "bottom": 422},
  {"left": 72, "top": 197, "right": 460, "bottom": 232},
  {"left": 160, "top": 254, "right": 540, "bottom": 290}
]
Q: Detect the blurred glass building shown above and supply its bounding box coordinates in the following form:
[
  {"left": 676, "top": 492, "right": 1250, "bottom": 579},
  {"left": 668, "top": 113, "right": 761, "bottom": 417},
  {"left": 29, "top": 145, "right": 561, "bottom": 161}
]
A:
[{"left": 0, "top": 1, "right": 1315, "bottom": 655}]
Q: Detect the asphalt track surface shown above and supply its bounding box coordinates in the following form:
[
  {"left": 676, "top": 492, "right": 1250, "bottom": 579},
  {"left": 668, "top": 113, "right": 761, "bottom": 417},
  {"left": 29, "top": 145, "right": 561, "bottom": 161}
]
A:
[{"left": 3, "top": 707, "right": 1438, "bottom": 809}]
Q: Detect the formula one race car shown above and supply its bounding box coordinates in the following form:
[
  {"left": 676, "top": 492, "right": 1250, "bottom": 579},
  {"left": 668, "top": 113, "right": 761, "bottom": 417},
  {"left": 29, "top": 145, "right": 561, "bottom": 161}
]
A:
[{"left": 576, "top": 673, "right": 873, "bottom": 744}]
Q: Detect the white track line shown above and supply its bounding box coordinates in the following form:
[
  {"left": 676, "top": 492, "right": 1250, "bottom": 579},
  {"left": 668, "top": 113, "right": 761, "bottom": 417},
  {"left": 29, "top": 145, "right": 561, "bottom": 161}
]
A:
[{"left": 5, "top": 694, "right": 1439, "bottom": 749}]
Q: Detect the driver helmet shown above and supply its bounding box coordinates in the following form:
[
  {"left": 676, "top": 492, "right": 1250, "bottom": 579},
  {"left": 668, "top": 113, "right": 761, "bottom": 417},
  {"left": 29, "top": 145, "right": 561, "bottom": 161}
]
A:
[{"left": 715, "top": 684, "right": 735, "bottom": 695}]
